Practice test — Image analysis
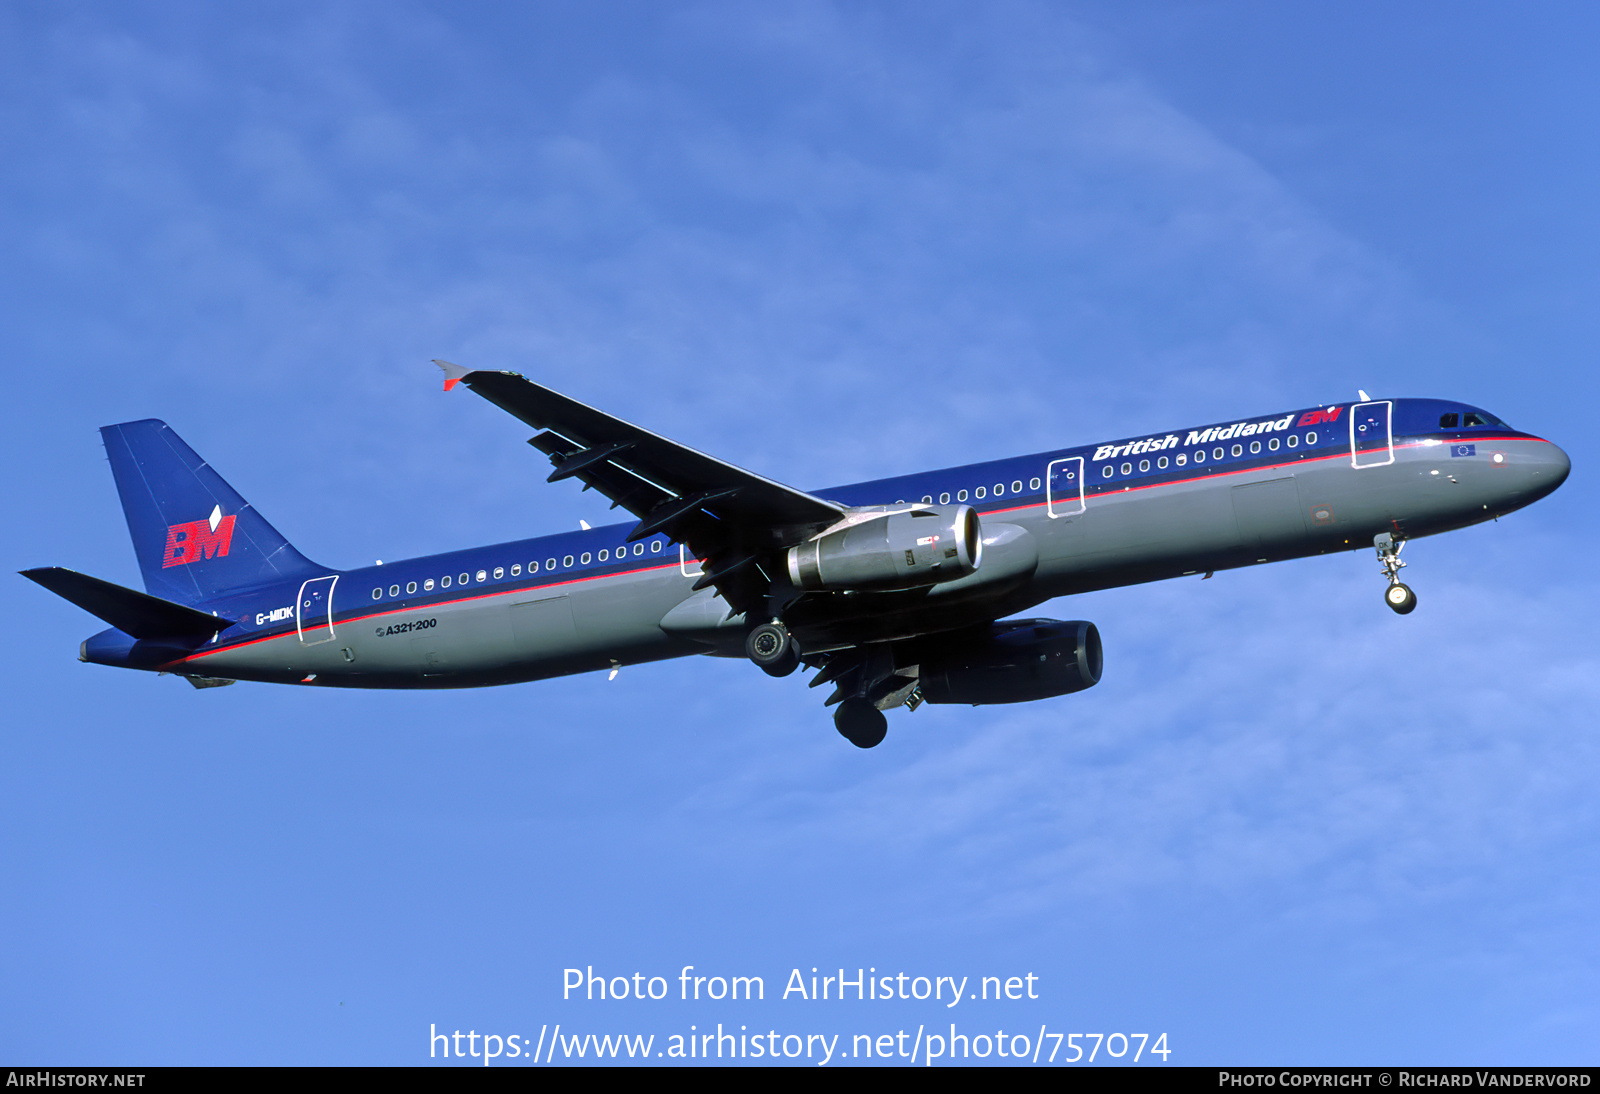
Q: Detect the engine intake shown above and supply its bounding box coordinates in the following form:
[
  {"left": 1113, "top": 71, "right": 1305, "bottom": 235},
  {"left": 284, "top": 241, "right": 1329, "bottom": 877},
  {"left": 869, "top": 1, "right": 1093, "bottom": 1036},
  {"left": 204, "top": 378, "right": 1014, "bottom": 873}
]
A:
[
  {"left": 788, "top": 505, "right": 981, "bottom": 591},
  {"left": 918, "top": 618, "right": 1102, "bottom": 705}
]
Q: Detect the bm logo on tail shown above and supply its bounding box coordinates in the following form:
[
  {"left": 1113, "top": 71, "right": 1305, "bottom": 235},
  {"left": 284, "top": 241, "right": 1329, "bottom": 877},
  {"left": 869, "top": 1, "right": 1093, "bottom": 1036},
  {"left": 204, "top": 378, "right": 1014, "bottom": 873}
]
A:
[{"left": 162, "top": 504, "right": 236, "bottom": 568}]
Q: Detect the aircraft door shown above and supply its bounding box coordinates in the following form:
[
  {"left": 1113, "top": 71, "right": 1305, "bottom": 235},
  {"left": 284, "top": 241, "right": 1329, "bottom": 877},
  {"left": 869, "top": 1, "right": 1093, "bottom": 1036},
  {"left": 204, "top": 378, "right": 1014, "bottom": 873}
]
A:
[
  {"left": 296, "top": 575, "right": 338, "bottom": 645},
  {"left": 1046, "top": 457, "right": 1085, "bottom": 517},
  {"left": 1350, "top": 401, "right": 1394, "bottom": 469}
]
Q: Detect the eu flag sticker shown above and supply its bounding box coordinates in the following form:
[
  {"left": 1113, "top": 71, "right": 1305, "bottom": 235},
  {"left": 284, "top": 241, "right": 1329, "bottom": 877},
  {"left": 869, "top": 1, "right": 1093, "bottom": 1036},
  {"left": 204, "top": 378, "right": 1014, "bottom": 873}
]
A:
[{"left": 1451, "top": 443, "right": 1476, "bottom": 458}]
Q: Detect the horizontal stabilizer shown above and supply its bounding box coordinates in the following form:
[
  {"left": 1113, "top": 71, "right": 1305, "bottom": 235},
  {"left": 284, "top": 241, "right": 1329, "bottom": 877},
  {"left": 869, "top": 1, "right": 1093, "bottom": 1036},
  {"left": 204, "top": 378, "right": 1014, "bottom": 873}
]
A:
[{"left": 20, "top": 567, "right": 231, "bottom": 641}]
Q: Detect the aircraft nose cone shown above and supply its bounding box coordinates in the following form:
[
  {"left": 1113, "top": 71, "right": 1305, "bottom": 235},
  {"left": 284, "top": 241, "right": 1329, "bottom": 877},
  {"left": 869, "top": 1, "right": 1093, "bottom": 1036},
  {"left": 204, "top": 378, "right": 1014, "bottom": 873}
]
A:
[
  {"left": 1517, "top": 440, "right": 1570, "bottom": 503},
  {"left": 1539, "top": 440, "right": 1570, "bottom": 486}
]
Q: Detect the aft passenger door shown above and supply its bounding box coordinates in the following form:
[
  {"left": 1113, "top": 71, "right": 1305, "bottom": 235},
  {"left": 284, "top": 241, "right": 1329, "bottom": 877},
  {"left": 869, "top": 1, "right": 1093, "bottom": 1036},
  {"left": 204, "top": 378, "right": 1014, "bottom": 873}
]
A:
[
  {"left": 1350, "top": 401, "right": 1393, "bottom": 469},
  {"left": 296, "top": 575, "right": 338, "bottom": 645}
]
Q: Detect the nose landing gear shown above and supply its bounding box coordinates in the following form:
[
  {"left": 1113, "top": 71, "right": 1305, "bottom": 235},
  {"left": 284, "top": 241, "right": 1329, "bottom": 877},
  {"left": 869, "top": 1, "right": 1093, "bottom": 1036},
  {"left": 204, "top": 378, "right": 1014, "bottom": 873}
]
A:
[{"left": 1375, "top": 532, "right": 1417, "bottom": 615}]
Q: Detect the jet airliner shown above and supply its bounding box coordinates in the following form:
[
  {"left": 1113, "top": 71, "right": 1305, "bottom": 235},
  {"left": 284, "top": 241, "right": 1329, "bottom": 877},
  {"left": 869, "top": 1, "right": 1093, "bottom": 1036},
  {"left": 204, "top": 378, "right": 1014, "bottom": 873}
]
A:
[{"left": 23, "top": 364, "right": 1570, "bottom": 747}]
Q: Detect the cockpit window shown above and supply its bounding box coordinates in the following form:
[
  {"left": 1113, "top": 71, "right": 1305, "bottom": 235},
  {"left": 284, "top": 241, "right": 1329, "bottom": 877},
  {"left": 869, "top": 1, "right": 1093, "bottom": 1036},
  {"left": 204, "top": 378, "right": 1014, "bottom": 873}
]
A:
[{"left": 1446, "top": 409, "right": 1507, "bottom": 429}]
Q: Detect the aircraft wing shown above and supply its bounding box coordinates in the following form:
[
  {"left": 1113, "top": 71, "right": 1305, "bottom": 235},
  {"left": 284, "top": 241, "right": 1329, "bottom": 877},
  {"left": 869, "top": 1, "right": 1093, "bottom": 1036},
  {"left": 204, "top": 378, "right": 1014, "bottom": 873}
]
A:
[{"left": 436, "top": 361, "right": 845, "bottom": 615}]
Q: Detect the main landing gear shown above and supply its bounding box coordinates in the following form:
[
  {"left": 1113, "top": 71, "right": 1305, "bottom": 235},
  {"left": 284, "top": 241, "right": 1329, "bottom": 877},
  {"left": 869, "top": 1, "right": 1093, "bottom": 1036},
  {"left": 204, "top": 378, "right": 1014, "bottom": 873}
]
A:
[
  {"left": 833, "top": 698, "right": 888, "bottom": 749},
  {"left": 1375, "top": 532, "right": 1417, "bottom": 615},
  {"left": 744, "top": 624, "right": 898, "bottom": 749},
  {"left": 745, "top": 620, "right": 799, "bottom": 677}
]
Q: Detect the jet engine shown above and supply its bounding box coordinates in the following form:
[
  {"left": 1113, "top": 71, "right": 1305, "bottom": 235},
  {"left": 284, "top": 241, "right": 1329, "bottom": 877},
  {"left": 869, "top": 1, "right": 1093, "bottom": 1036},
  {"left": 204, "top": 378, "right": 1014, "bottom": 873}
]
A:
[
  {"left": 916, "top": 618, "right": 1102, "bottom": 705},
  {"left": 787, "top": 504, "right": 981, "bottom": 591}
]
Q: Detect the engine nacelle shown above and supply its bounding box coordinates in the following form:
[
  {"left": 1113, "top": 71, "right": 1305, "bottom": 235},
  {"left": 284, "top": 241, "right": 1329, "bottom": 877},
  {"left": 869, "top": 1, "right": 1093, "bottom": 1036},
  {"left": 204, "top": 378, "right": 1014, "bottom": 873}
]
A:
[
  {"left": 787, "top": 504, "right": 981, "bottom": 591},
  {"left": 918, "top": 618, "right": 1102, "bottom": 705}
]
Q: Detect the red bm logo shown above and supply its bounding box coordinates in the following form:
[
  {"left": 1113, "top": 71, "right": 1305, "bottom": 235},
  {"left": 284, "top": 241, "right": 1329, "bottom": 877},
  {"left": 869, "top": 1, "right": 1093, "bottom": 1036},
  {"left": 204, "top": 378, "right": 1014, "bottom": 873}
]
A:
[
  {"left": 1297, "top": 406, "right": 1345, "bottom": 427},
  {"left": 162, "top": 505, "right": 237, "bottom": 568}
]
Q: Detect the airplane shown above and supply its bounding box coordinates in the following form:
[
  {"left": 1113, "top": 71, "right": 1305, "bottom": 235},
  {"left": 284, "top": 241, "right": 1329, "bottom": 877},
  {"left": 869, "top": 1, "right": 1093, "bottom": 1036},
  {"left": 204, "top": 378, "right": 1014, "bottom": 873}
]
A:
[{"left": 22, "top": 363, "right": 1570, "bottom": 748}]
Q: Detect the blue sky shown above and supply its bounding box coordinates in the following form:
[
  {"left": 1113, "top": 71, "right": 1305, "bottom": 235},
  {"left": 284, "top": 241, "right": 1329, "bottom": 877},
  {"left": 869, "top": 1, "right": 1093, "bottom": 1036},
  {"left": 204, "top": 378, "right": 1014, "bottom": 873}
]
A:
[{"left": 2, "top": 1, "right": 1595, "bottom": 1066}]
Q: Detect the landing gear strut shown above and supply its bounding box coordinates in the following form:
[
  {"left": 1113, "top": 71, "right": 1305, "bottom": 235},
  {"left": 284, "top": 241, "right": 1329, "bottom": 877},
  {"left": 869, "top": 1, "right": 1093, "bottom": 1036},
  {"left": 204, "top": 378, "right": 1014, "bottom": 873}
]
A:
[
  {"left": 1375, "top": 532, "right": 1417, "bottom": 615},
  {"left": 745, "top": 621, "right": 799, "bottom": 677}
]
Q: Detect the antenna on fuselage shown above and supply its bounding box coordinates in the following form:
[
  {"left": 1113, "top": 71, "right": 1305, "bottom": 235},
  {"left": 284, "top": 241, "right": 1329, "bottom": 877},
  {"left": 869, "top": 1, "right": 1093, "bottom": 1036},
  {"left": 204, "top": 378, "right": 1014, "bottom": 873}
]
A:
[{"left": 1358, "top": 389, "right": 1371, "bottom": 401}]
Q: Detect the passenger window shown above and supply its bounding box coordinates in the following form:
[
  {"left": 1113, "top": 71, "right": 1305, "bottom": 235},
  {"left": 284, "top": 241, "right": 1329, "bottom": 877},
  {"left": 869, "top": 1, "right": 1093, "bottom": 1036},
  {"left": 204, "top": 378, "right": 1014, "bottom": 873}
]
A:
[
  {"left": 371, "top": 588, "right": 381, "bottom": 600},
  {"left": 546, "top": 559, "right": 556, "bottom": 570},
  {"left": 1231, "top": 445, "right": 1242, "bottom": 457},
  {"left": 993, "top": 483, "right": 1005, "bottom": 496},
  {"left": 1440, "top": 413, "right": 1460, "bottom": 429},
  {"left": 1157, "top": 456, "right": 1168, "bottom": 469},
  {"left": 651, "top": 542, "right": 662, "bottom": 553},
  {"left": 1102, "top": 465, "right": 1113, "bottom": 478},
  {"left": 581, "top": 552, "right": 591, "bottom": 565},
  {"left": 389, "top": 585, "right": 400, "bottom": 597},
  {"left": 1305, "top": 432, "right": 1318, "bottom": 445},
  {"left": 529, "top": 561, "right": 539, "bottom": 573},
  {"left": 633, "top": 543, "right": 643, "bottom": 556},
  {"left": 1120, "top": 463, "right": 1131, "bottom": 476},
  {"left": 1194, "top": 450, "right": 1206, "bottom": 465},
  {"left": 1012, "top": 480, "right": 1022, "bottom": 493},
  {"left": 922, "top": 495, "right": 933, "bottom": 504},
  {"left": 424, "top": 578, "right": 435, "bottom": 591},
  {"left": 493, "top": 567, "right": 504, "bottom": 579},
  {"left": 1138, "top": 459, "right": 1149, "bottom": 472},
  {"left": 459, "top": 573, "right": 470, "bottom": 585},
  {"left": 1176, "top": 453, "right": 1186, "bottom": 466},
  {"left": 957, "top": 489, "right": 968, "bottom": 501},
  {"left": 1287, "top": 435, "right": 1298, "bottom": 449},
  {"left": 511, "top": 564, "right": 521, "bottom": 576},
  {"left": 442, "top": 575, "right": 451, "bottom": 588},
  {"left": 1269, "top": 438, "right": 1279, "bottom": 451},
  {"left": 598, "top": 549, "right": 608, "bottom": 561},
  {"left": 1250, "top": 441, "right": 1261, "bottom": 454},
  {"left": 1030, "top": 477, "right": 1041, "bottom": 490},
  {"left": 564, "top": 556, "right": 574, "bottom": 567},
  {"left": 476, "top": 570, "right": 487, "bottom": 582},
  {"left": 406, "top": 581, "right": 417, "bottom": 594},
  {"left": 940, "top": 493, "right": 950, "bottom": 504},
  {"left": 1213, "top": 448, "right": 1224, "bottom": 460},
  {"left": 975, "top": 486, "right": 986, "bottom": 499}
]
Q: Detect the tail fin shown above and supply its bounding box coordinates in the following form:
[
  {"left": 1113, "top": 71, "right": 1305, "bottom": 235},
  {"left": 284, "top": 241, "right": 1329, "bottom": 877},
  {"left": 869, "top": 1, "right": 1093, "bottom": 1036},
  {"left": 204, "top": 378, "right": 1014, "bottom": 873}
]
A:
[{"left": 101, "top": 419, "right": 328, "bottom": 605}]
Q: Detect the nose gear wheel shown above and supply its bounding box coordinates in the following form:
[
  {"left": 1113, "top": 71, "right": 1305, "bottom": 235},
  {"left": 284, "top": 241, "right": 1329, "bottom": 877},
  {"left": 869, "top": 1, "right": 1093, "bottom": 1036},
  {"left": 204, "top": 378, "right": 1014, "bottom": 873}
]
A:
[
  {"left": 1374, "top": 533, "right": 1417, "bottom": 615},
  {"left": 1385, "top": 582, "right": 1417, "bottom": 614}
]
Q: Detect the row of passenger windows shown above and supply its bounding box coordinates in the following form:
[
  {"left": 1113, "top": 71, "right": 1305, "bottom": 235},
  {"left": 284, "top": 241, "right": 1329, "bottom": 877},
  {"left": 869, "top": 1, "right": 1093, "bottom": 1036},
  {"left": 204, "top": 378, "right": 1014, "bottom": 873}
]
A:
[
  {"left": 912, "top": 478, "right": 1040, "bottom": 506},
  {"left": 1101, "top": 432, "right": 1320, "bottom": 478},
  {"left": 371, "top": 539, "right": 665, "bottom": 601},
  {"left": 907, "top": 430, "right": 1327, "bottom": 502}
]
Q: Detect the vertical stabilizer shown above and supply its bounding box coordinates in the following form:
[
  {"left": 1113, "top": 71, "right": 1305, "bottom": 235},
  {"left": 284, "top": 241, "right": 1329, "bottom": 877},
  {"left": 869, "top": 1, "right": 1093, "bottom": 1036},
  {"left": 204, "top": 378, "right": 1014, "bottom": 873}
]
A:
[{"left": 100, "top": 419, "right": 328, "bottom": 605}]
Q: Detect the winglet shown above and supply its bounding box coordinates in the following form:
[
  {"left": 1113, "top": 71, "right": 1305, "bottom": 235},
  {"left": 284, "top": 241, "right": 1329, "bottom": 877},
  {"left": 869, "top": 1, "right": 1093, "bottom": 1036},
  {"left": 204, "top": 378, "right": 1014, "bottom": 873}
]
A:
[{"left": 434, "top": 359, "right": 473, "bottom": 392}]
